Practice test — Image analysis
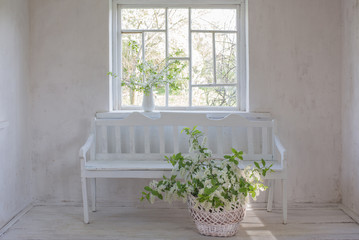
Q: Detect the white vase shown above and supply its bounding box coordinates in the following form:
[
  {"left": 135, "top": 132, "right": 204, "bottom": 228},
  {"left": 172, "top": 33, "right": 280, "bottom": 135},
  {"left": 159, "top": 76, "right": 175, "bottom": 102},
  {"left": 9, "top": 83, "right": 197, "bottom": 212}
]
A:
[{"left": 142, "top": 88, "right": 155, "bottom": 112}]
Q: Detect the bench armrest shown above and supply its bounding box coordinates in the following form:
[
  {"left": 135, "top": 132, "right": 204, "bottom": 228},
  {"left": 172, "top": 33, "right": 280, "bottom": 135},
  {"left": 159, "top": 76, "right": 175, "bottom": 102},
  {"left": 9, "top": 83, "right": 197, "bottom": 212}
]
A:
[
  {"left": 274, "top": 135, "right": 287, "bottom": 169},
  {"left": 79, "top": 134, "right": 94, "bottom": 161}
]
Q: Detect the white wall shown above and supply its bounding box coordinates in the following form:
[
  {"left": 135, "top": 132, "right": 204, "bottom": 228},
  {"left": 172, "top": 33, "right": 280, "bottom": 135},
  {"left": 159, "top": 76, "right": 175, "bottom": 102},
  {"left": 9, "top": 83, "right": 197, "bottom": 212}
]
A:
[
  {"left": 0, "top": 0, "right": 31, "bottom": 228},
  {"left": 249, "top": 0, "right": 342, "bottom": 204},
  {"left": 30, "top": 0, "right": 109, "bottom": 203},
  {"left": 29, "top": 0, "right": 343, "bottom": 205},
  {"left": 341, "top": 0, "right": 359, "bottom": 216}
]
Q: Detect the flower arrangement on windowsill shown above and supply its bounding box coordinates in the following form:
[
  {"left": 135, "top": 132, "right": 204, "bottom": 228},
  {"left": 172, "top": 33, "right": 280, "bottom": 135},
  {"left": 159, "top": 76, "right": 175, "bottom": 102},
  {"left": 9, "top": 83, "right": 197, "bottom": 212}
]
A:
[
  {"left": 108, "top": 41, "right": 187, "bottom": 111},
  {"left": 108, "top": 58, "right": 185, "bottom": 112},
  {"left": 141, "top": 127, "right": 273, "bottom": 237}
]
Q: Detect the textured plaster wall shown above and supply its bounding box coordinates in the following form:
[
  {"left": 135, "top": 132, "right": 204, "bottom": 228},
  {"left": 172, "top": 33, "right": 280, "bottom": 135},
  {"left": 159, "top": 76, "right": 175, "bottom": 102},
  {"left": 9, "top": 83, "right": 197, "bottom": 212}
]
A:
[
  {"left": 341, "top": 0, "right": 359, "bottom": 216},
  {"left": 29, "top": 0, "right": 109, "bottom": 203},
  {"left": 30, "top": 0, "right": 342, "bottom": 205},
  {"left": 0, "top": 0, "right": 31, "bottom": 228},
  {"left": 248, "top": 0, "right": 342, "bottom": 204}
]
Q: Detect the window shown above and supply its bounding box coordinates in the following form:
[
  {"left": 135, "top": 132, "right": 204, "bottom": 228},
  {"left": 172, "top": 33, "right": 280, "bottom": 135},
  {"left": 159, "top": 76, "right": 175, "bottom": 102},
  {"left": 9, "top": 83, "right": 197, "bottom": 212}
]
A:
[{"left": 110, "top": 1, "right": 247, "bottom": 111}]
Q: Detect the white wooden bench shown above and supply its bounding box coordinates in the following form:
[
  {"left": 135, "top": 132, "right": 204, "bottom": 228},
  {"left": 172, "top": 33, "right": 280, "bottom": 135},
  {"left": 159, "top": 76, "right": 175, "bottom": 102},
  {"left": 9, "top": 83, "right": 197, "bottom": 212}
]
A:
[{"left": 79, "top": 112, "right": 287, "bottom": 224}]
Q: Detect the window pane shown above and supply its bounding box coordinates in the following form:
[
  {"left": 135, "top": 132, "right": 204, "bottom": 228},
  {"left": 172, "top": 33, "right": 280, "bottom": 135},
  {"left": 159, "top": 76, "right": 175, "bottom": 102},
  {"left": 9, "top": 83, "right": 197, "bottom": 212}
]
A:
[
  {"left": 169, "top": 9, "right": 189, "bottom": 57},
  {"left": 154, "top": 87, "right": 166, "bottom": 107},
  {"left": 122, "top": 86, "right": 142, "bottom": 106},
  {"left": 192, "top": 86, "right": 237, "bottom": 107},
  {"left": 121, "top": 9, "right": 165, "bottom": 30},
  {"left": 191, "top": 9, "right": 236, "bottom": 31},
  {"left": 144, "top": 32, "right": 166, "bottom": 107},
  {"left": 145, "top": 32, "right": 166, "bottom": 64},
  {"left": 121, "top": 33, "right": 143, "bottom": 106},
  {"left": 122, "top": 33, "right": 143, "bottom": 80},
  {"left": 216, "top": 33, "right": 236, "bottom": 84},
  {"left": 192, "top": 33, "right": 213, "bottom": 84},
  {"left": 169, "top": 60, "right": 189, "bottom": 106}
]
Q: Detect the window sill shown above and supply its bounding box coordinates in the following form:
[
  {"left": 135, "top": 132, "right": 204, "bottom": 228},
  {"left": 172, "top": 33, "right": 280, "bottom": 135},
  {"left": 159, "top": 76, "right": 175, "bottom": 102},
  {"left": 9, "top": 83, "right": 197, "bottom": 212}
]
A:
[{"left": 96, "top": 110, "right": 272, "bottom": 121}]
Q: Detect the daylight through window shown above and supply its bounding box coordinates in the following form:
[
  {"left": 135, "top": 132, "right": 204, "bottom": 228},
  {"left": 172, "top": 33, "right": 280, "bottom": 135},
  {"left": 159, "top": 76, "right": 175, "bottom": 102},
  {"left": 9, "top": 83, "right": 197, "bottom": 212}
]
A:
[{"left": 111, "top": 4, "right": 245, "bottom": 110}]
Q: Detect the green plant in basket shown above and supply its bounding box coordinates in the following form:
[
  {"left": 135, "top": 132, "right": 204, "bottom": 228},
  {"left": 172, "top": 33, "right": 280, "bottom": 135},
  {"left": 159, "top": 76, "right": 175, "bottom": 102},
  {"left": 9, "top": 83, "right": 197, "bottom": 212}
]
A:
[{"left": 141, "top": 126, "right": 273, "bottom": 210}]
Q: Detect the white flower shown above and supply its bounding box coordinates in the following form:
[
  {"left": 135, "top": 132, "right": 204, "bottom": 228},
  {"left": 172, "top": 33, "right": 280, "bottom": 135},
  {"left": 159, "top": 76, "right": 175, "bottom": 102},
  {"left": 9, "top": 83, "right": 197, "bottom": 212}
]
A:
[
  {"left": 253, "top": 171, "right": 261, "bottom": 180},
  {"left": 158, "top": 184, "right": 166, "bottom": 191},
  {"left": 179, "top": 168, "right": 186, "bottom": 177},
  {"left": 204, "top": 179, "right": 212, "bottom": 188},
  {"left": 218, "top": 177, "right": 224, "bottom": 184},
  {"left": 149, "top": 180, "right": 158, "bottom": 189},
  {"left": 150, "top": 194, "right": 155, "bottom": 204},
  {"left": 223, "top": 182, "right": 231, "bottom": 189}
]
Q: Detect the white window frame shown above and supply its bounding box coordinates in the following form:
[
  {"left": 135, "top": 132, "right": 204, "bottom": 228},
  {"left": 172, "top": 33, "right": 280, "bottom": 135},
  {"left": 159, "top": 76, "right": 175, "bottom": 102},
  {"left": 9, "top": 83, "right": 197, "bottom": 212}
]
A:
[{"left": 109, "top": 0, "right": 247, "bottom": 111}]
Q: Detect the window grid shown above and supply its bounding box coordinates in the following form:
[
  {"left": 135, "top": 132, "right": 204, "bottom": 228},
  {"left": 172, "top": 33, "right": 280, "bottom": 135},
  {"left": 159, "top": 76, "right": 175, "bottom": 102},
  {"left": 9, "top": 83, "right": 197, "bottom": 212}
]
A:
[
  {"left": 212, "top": 32, "right": 216, "bottom": 84},
  {"left": 188, "top": 8, "right": 192, "bottom": 107},
  {"left": 165, "top": 8, "right": 169, "bottom": 107},
  {"left": 113, "top": 4, "right": 244, "bottom": 111}
]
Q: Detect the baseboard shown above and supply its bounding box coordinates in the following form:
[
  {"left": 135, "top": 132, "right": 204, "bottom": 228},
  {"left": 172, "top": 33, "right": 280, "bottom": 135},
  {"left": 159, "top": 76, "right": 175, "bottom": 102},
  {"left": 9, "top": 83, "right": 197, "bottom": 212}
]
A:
[
  {"left": 33, "top": 199, "right": 187, "bottom": 209},
  {"left": 0, "top": 204, "right": 33, "bottom": 237},
  {"left": 33, "top": 199, "right": 340, "bottom": 210},
  {"left": 249, "top": 201, "right": 339, "bottom": 210},
  {"left": 339, "top": 204, "right": 359, "bottom": 224}
]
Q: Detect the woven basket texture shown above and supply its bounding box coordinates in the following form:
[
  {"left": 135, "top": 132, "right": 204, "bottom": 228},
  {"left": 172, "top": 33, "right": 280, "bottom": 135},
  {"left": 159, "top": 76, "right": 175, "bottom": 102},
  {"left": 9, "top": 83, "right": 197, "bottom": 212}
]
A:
[{"left": 187, "top": 195, "right": 246, "bottom": 237}]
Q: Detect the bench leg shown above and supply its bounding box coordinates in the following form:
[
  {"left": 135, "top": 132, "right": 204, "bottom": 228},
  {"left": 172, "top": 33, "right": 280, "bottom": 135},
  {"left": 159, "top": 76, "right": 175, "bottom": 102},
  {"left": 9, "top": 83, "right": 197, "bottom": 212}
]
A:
[
  {"left": 91, "top": 178, "right": 96, "bottom": 212},
  {"left": 267, "top": 179, "right": 274, "bottom": 212},
  {"left": 282, "top": 179, "right": 288, "bottom": 224},
  {"left": 81, "top": 176, "right": 89, "bottom": 224}
]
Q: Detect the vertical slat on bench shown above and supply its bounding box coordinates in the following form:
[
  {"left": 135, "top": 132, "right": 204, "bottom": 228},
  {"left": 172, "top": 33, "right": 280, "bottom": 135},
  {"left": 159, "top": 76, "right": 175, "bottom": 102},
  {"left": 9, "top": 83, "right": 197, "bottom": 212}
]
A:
[
  {"left": 247, "top": 126, "right": 254, "bottom": 155},
  {"left": 231, "top": 127, "right": 238, "bottom": 150},
  {"left": 115, "top": 126, "right": 121, "bottom": 153},
  {"left": 129, "top": 126, "right": 135, "bottom": 154},
  {"left": 99, "top": 125, "right": 108, "bottom": 153},
  {"left": 203, "top": 126, "right": 209, "bottom": 136},
  {"left": 202, "top": 126, "right": 209, "bottom": 154},
  {"left": 272, "top": 120, "right": 276, "bottom": 160},
  {"left": 159, "top": 126, "right": 165, "bottom": 154},
  {"left": 144, "top": 126, "right": 150, "bottom": 154},
  {"left": 90, "top": 120, "right": 96, "bottom": 160},
  {"left": 262, "top": 127, "right": 268, "bottom": 155},
  {"left": 173, "top": 126, "right": 179, "bottom": 153},
  {"left": 216, "top": 126, "right": 223, "bottom": 155}
]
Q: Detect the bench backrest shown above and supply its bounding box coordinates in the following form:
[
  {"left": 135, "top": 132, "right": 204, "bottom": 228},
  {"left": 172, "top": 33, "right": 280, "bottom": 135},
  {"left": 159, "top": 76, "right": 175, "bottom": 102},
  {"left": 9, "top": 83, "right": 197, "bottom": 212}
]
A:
[{"left": 91, "top": 112, "right": 275, "bottom": 161}]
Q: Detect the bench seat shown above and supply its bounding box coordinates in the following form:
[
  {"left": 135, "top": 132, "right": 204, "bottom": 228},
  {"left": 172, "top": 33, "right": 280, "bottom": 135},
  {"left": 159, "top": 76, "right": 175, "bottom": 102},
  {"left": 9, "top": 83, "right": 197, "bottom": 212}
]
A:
[
  {"left": 80, "top": 112, "right": 287, "bottom": 224},
  {"left": 85, "top": 160, "right": 173, "bottom": 171},
  {"left": 85, "top": 160, "right": 283, "bottom": 172}
]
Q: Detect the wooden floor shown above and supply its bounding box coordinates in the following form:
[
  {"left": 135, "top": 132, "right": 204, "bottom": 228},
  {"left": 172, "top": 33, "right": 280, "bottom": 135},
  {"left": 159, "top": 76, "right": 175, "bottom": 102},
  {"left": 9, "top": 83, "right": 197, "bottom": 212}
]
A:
[{"left": 1, "top": 205, "right": 359, "bottom": 240}]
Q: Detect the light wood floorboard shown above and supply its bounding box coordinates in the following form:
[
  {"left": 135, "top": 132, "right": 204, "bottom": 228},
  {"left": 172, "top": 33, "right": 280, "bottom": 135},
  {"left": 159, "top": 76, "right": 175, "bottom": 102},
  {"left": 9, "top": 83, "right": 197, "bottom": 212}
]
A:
[{"left": 1, "top": 206, "right": 359, "bottom": 240}]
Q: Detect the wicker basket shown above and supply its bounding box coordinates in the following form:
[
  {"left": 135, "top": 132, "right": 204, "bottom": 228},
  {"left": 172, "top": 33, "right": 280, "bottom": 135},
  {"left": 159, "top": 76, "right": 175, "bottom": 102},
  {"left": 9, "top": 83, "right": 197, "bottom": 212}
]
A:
[{"left": 187, "top": 195, "right": 246, "bottom": 237}]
